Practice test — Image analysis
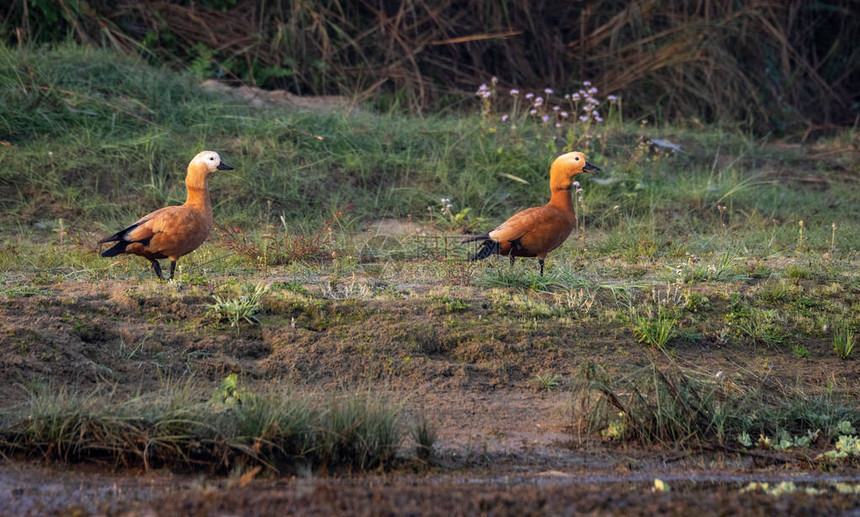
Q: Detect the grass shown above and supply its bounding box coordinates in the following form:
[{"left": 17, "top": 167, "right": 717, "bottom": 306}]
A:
[
  {"left": 0, "top": 379, "right": 412, "bottom": 473},
  {"left": 5, "top": 1, "right": 858, "bottom": 134},
  {"left": 3, "top": 44, "right": 860, "bottom": 251},
  {"left": 571, "top": 360, "right": 860, "bottom": 449},
  {"left": 834, "top": 325, "right": 856, "bottom": 360},
  {"left": 633, "top": 312, "right": 677, "bottom": 349},
  {"left": 207, "top": 282, "right": 269, "bottom": 330},
  {"left": 1, "top": 45, "right": 860, "bottom": 460}
]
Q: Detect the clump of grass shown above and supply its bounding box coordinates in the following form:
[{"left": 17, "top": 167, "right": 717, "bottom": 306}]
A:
[
  {"left": 0, "top": 379, "right": 410, "bottom": 473},
  {"left": 410, "top": 412, "right": 437, "bottom": 462},
  {"left": 633, "top": 311, "right": 677, "bottom": 349},
  {"left": 834, "top": 325, "right": 856, "bottom": 360},
  {"left": 315, "top": 393, "right": 402, "bottom": 471},
  {"left": 208, "top": 283, "right": 269, "bottom": 329},
  {"left": 571, "top": 361, "right": 860, "bottom": 448},
  {"left": 681, "top": 248, "right": 742, "bottom": 284}
]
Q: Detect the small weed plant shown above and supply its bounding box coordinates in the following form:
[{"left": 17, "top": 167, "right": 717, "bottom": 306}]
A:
[
  {"left": 208, "top": 283, "right": 269, "bottom": 329},
  {"left": 534, "top": 372, "right": 562, "bottom": 392}
]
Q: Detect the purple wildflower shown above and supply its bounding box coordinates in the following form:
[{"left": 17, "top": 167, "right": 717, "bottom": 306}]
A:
[
  {"left": 583, "top": 80, "right": 592, "bottom": 87},
  {"left": 525, "top": 93, "right": 534, "bottom": 99},
  {"left": 501, "top": 114, "right": 509, "bottom": 122},
  {"left": 544, "top": 88, "right": 554, "bottom": 94},
  {"left": 542, "top": 115, "right": 549, "bottom": 123},
  {"left": 510, "top": 89, "right": 520, "bottom": 96}
]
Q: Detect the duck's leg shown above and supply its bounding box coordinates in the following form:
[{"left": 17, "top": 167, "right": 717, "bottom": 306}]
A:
[
  {"left": 538, "top": 259, "right": 545, "bottom": 277},
  {"left": 510, "top": 255, "right": 516, "bottom": 267},
  {"left": 149, "top": 259, "right": 165, "bottom": 280},
  {"left": 169, "top": 260, "right": 177, "bottom": 280}
]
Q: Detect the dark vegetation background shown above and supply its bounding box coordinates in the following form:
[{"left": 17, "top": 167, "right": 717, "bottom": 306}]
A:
[{"left": 2, "top": 0, "right": 858, "bottom": 136}]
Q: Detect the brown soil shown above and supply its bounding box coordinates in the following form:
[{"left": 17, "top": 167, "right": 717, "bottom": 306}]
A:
[{"left": 1, "top": 278, "right": 859, "bottom": 515}]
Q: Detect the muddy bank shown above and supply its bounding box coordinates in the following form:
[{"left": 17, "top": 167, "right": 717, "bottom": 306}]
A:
[{"left": 3, "top": 463, "right": 860, "bottom": 516}]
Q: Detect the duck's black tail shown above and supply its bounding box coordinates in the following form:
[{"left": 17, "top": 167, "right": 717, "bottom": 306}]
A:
[
  {"left": 462, "top": 234, "right": 500, "bottom": 261},
  {"left": 98, "top": 221, "right": 145, "bottom": 257},
  {"left": 100, "top": 241, "right": 128, "bottom": 257}
]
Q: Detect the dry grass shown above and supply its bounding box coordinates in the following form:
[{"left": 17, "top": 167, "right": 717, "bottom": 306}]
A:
[{"left": 2, "top": 1, "right": 857, "bottom": 132}]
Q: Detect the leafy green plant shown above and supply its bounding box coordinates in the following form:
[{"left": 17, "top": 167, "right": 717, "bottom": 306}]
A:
[
  {"left": 212, "top": 373, "right": 245, "bottom": 406},
  {"left": 837, "top": 420, "right": 857, "bottom": 436},
  {"left": 436, "top": 295, "right": 470, "bottom": 313},
  {"left": 818, "top": 436, "right": 860, "bottom": 461},
  {"left": 816, "top": 421, "right": 859, "bottom": 461}
]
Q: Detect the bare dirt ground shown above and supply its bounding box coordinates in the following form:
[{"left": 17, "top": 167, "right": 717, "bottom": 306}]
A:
[{"left": 1, "top": 276, "right": 859, "bottom": 515}]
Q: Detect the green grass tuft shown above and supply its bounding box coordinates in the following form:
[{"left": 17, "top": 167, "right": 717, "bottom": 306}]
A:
[{"left": 0, "top": 380, "right": 409, "bottom": 473}]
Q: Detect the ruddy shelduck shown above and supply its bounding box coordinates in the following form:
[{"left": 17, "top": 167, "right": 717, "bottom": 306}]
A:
[
  {"left": 99, "top": 151, "right": 233, "bottom": 280},
  {"left": 464, "top": 151, "right": 600, "bottom": 276}
]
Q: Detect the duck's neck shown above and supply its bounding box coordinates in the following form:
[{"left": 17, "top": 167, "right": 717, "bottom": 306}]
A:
[
  {"left": 548, "top": 186, "right": 574, "bottom": 212},
  {"left": 184, "top": 168, "right": 212, "bottom": 221}
]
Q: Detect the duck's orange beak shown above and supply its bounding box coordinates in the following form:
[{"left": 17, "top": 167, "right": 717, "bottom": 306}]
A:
[{"left": 583, "top": 161, "right": 601, "bottom": 174}]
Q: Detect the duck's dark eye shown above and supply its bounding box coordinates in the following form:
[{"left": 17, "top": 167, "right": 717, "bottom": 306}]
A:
[
  {"left": 209, "top": 157, "right": 214, "bottom": 160},
  {"left": 575, "top": 157, "right": 580, "bottom": 161}
]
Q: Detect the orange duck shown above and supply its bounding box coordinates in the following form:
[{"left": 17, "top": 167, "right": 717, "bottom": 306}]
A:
[
  {"left": 99, "top": 151, "right": 233, "bottom": 280},
  {"left": 464, "top": 151, "right": 600, "bottom": 276}
]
